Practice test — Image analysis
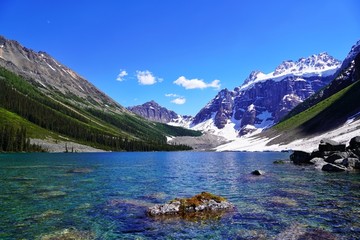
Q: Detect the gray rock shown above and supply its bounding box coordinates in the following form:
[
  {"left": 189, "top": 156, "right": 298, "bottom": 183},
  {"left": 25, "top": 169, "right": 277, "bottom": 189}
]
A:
[
  {"left": 319, "top": 139, "right": 346, "bottom": 152},
  {"left": 310, "top": 157, "right": 327, "bottom": 170},
  {"left": 338, "top": 157, "right": 360, "bottom": 169},
  {"left": 349, "top": 136, "right": 360, "bottom": 149},
  {"left": 325, "top": 152, "right": 350, "bottom": 163},
  {"left": 147, "top": 201, "right": 180, "bottom": 216},
  {"left": 322, "top": 163, "right": 347, "bottom": 172},
  {"left": 147, "top": 192, "right": 234, "bottom": 218},
  {"left": 348, "top": 136, "right": 360, "bottom": 156}
]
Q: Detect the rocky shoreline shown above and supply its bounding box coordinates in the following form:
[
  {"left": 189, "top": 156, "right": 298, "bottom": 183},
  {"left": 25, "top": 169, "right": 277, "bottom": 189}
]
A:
[
  {"left": 30, "top": 138, "right": 106, "bottom": 153},
  {"left": 290, "top": 136, "right": 360, "bottom": 172}
]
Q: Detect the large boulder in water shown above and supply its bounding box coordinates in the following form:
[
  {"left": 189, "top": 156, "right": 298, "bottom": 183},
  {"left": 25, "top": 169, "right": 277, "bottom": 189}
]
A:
[
  {"left": 348, "top": 136, "right": 360, "bottom": 156},
  {"left": 322, "top": 163, "right": 347, "bottom": 172},
  {"left": 290, "top": 151, "right": 312, "bottom": 164},
  {"left": 325, "top": 152, "right": 351, "bottom": 163},
  {"left": 335, "top": 158, "right": 360, "bottom": 170},
  {"left": 147, "top": 192, "right": 234, "bottom": 218}
]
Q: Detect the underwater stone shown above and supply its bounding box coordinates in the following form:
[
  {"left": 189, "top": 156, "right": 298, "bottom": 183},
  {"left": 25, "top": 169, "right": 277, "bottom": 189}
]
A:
[
  {"left": 66, "top": 168, "right": 93, "bottom": 174},
  {"left": 39, "top": 228, "right": 95, "bottom": 240},
  {"left": 251, "top": 170, "right": 265, "bottom": 175}
]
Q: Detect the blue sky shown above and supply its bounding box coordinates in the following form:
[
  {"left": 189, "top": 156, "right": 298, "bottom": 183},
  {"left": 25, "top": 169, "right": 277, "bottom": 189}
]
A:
[{"left": 1, "top": 0, "right": 359, "bottom": 116}]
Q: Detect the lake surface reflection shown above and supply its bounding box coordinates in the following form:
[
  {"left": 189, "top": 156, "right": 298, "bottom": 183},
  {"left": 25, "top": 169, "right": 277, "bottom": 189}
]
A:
[{"left": 0, "top": 152, "right": 359, "bottom": 239}]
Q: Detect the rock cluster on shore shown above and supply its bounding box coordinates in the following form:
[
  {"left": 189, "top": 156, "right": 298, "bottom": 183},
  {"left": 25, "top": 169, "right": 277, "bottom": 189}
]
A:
[
  {"left": 290, "top": 136, "right": 360, "bottom": 172},
  {"left": 147, "top": 192, "right": 234, "bottom": 218}
]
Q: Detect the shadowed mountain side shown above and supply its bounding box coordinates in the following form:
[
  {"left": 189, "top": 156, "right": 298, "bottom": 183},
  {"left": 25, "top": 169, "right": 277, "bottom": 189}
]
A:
[{"left": 264, "top": 79, "right": 360, "bottom": 146}]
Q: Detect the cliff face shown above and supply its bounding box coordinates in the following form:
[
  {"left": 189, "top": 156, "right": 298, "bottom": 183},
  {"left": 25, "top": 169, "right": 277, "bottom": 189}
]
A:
[
  {"left": 0, "top": 35, "right": 124, "bottom": 111},
  {"left": 192, "top": 52, "right": 341, "bottom": 135},
  {"left": 128, "top": 101, "right": 179, "bottom": 123}
]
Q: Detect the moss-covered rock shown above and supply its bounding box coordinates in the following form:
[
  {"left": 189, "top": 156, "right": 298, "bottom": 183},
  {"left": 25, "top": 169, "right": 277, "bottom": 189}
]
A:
[{"left": 147, "top": 192, "right": 233, "bottom": 218}]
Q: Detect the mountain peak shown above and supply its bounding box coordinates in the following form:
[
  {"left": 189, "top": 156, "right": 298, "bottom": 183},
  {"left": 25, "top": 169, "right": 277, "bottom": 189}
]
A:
[
  {"left": 273, "top": 52, "right": 340, "bottom": 76},
  {"left": 128, "top": 101, "right": 179, "bottom": 123},
  {"left": 240, "top": 52, "right": 341, "bottom": 90},
  {"left": 244, "top": 70, "right": 265, "bottom": 84}
]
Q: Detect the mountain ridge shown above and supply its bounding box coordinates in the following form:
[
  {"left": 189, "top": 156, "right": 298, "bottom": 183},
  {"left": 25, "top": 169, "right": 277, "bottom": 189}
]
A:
[
  {"left": 190, "top": 52, "right": 341, "bottom": 138},
  {"left": 0, "top": 35, "right": 124, "bottom": 112},
  {"left": 0, "top": 35, "right": 201, "bottom": 152}
]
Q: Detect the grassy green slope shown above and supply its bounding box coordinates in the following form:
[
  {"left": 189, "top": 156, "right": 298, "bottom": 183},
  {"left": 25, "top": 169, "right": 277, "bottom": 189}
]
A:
[
  {"left": 0, "top": 67, "right": 201, "bottom": 151},
  {"left": 266, "top": 79, "right": 360, "bottom": 145},
  {"left": 0, "top": 107, "right": 57, "bottom": 139}
]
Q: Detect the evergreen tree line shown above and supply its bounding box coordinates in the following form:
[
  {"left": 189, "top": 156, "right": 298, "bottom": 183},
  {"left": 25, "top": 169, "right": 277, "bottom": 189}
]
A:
[
  {"left": 0, "top": 126, "right": 43, "bottom": 152},
  {"left": 0, "top": 67, "right": 90, "bottom": 124},
  {"left": 0, "top": 71, "right": 192, "bottom": 151}
]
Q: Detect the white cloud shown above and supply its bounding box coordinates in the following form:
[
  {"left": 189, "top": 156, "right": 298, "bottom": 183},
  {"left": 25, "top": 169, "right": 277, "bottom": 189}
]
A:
[
  {"left": 173, "top": 76, "right": 221, "bottom": 90},
  {"left": 166, "top": 93, "right": 186, "bottom": 105},
  {"left": 171, "top": 97, "right": 186, "bottom": 105},
  {"left": 136, "top": 70, "right": 158, "bottom": 85},
  {"left": 116, "top": 70, "right": 128, "bottom": 81},
  {"left": 165, "top": 93, "right": 180, "bottom": 97}
]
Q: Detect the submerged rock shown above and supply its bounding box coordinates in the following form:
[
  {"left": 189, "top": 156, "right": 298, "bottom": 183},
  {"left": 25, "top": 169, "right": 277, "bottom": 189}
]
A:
[
  {"left": 33, "top": 210, "right": 63, "bottom": 221},
  {"left": 39, "top": 228, "right": 95, "bottom": 240},
  {"left": 273, "top": 160, "right": 288, "bottom": 164},
  {"left": 147, "top": 192, "right": 233, "bottom": 218},
  {"left": 269, "top": 196, "right": 297, "bottom": 207},
  {"left": 38, "top": 191, "right": 66, "bottom": 199},
  {"left": 251, "top": 170, "right": 265, "bottom": 175},
  {"left": 276, "top": 223, "right": 337, "bottom": 240},
  {"left": 66, "top": 168, "right": 93, "bottom": 174}
]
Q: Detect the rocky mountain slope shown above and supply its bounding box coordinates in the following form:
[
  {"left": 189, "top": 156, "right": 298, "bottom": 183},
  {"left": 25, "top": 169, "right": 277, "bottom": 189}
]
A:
[
  {"left": 128, "top": 100, "right": 180, "bottom": 123},
  {"left": 0, "top": 35, "right": 123, "bottom": 111},
  {"left": 191, "top": 52, "right": 341, "bottom": 138},
  {"left": 0, "top": 35, "right": 201, "bottom": 152}
]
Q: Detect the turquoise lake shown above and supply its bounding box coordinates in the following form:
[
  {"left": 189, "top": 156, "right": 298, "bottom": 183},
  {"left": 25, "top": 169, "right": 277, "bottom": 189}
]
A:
[{"left": 0, "top": 152, "right": 359, "bottom": 239}]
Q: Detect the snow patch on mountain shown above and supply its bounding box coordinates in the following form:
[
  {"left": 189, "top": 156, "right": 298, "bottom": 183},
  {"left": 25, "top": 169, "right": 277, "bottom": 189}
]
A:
[
  {"left": 189, "top": 113, "right": 238, "bottom": 140},
  {"left": 254, "top": 110, "right": 273, "bottom": 128},
  {"left": 216, "top": 119, "right": 360, "bottom": 152},
  {"left": 240, "top": 52, "right": 340, "bottom": 90}
]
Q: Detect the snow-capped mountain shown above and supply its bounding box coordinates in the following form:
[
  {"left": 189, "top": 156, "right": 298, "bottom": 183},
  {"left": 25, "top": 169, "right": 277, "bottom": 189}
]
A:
[
  {"left": 283, "top": 40, "right": 360, "bottom": 120},
  {"left": 240, "top": 52, "right": 340, "bottom": 90},
  {"left": 191, "top": 52, "right": 342, "bottom": 139}
]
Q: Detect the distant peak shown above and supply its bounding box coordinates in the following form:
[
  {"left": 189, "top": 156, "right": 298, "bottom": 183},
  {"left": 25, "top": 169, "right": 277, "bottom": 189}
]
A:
[
  {"left": 345, "top": 39, "right": 360, "bottom": 61},
  {"left": 244, "top": 70, "right": 265, "bottom": 84},
  {"left": 146, "top": 100, "right": 160, "bottom": 106},
  {"left": 273, "top": 53, "right": 340, "bottom": 76}
]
